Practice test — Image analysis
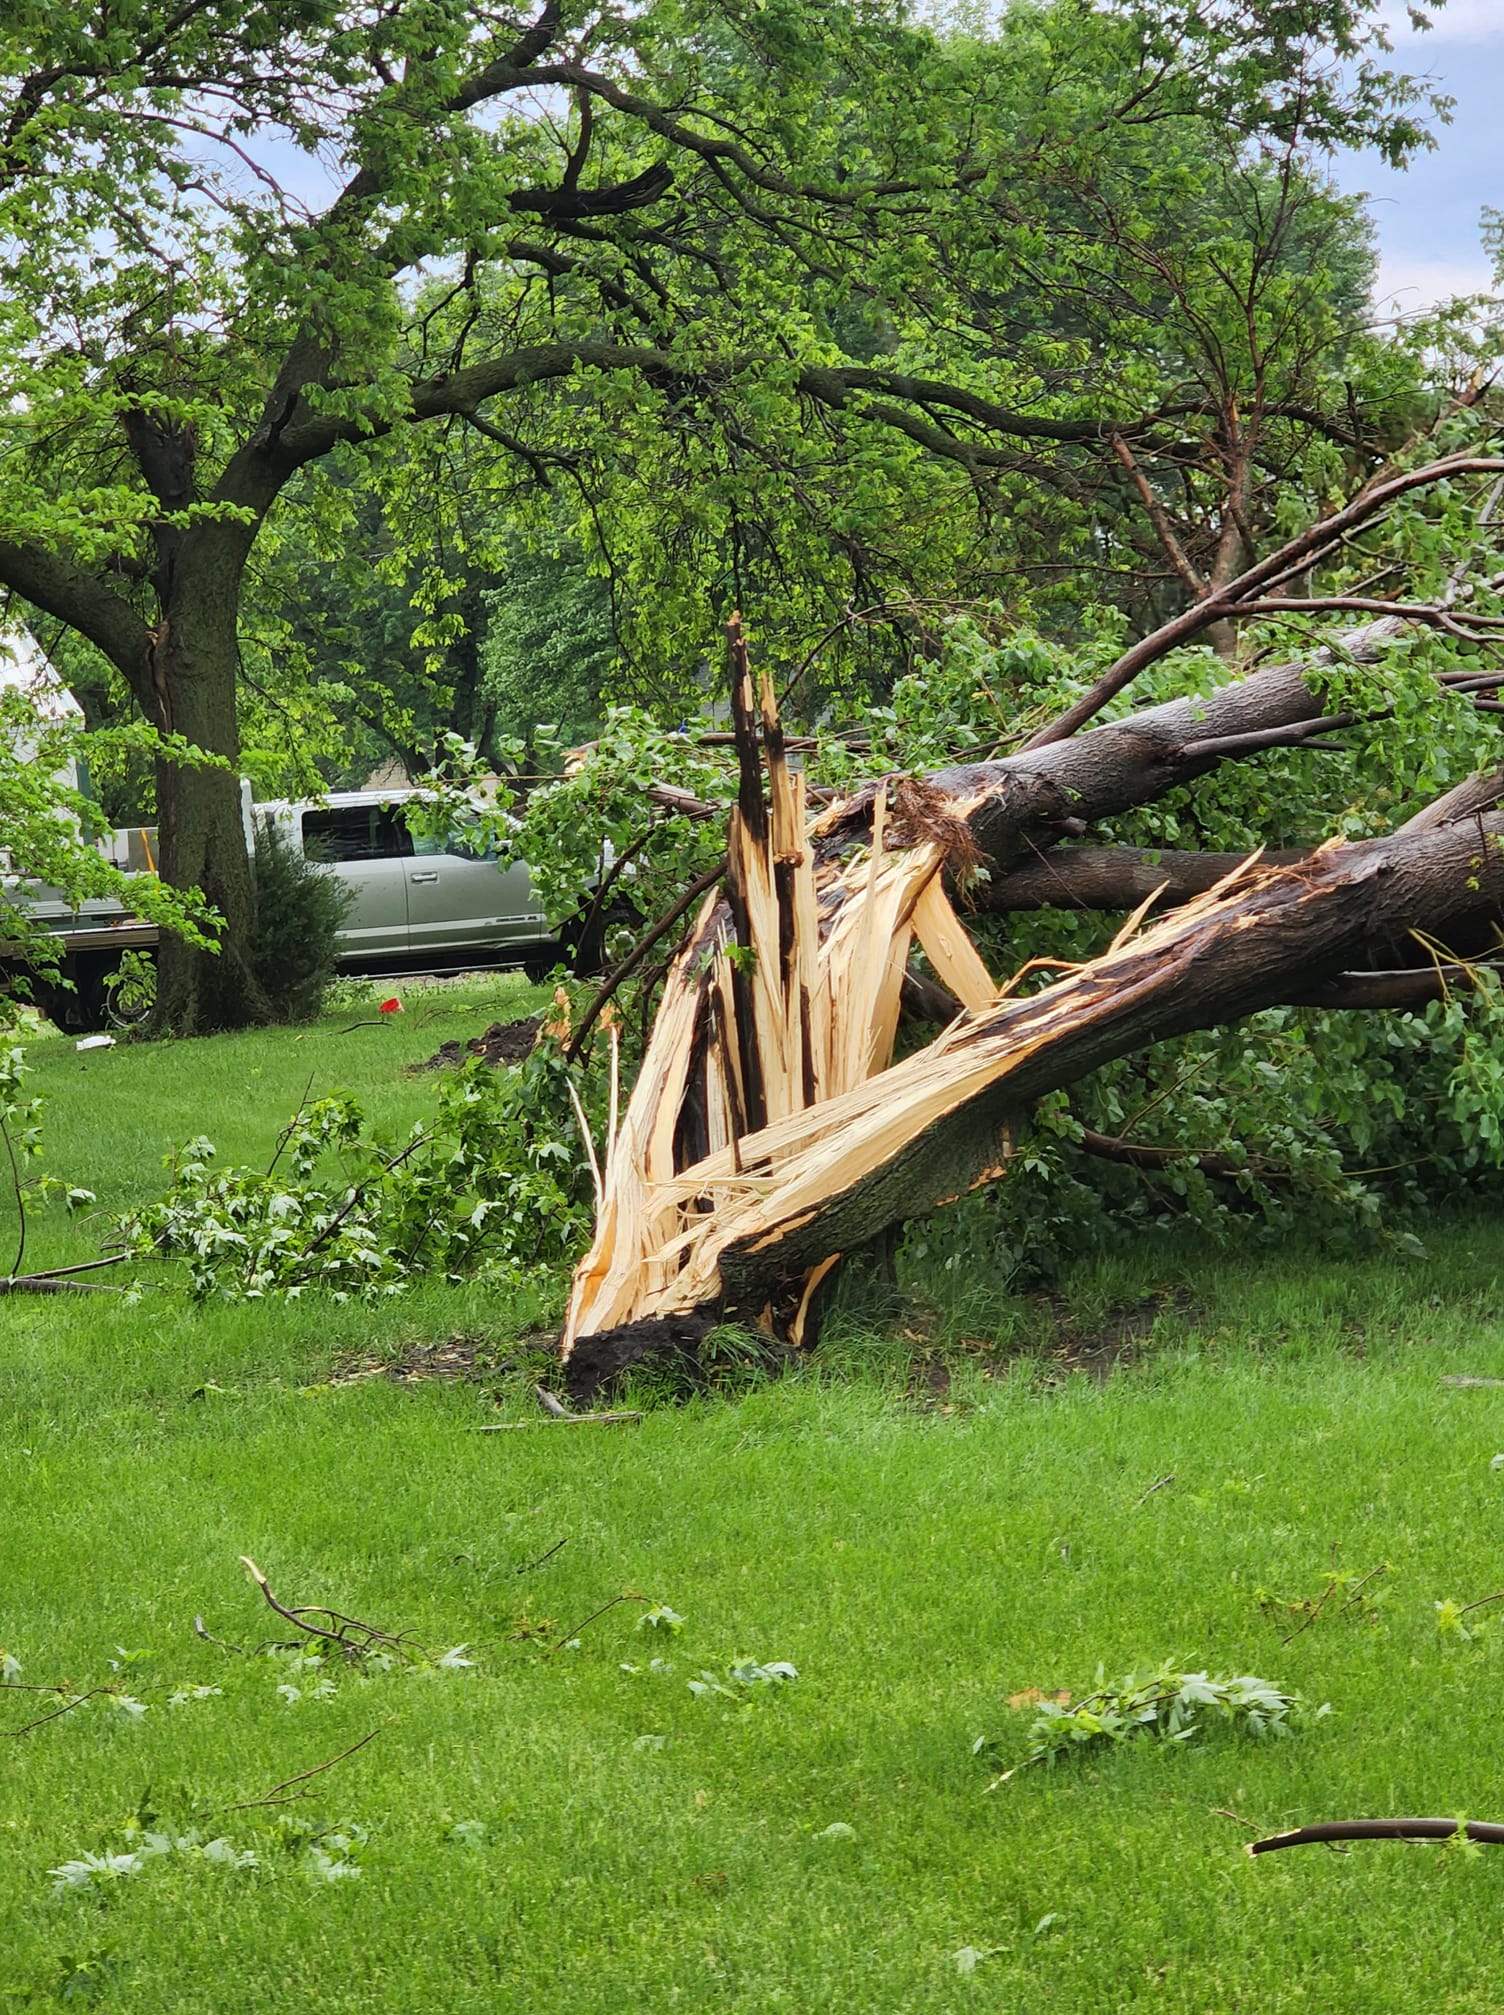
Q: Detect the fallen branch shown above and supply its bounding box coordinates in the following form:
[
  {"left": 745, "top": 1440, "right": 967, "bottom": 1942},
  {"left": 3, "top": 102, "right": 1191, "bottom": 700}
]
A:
[
  {"left": 2, "top": 1687, "right": 114, "bottom": 1736},
  {"left": 0, "top": 1273, "right": 124, "bottom": 1295},
  {"left": 221, "top": 1726, "right": 383, "bottom": 1812},
  {"left": 1078, "top": 1129, "right": 1275, "bottom": 1184},
  {"left": 240, "top": 1557, "right": 427, "bottom": 1664},
  {"left": 1022, "top": 454, "right": 1504, "bottom": 747},
  {"left": 1249, "top": 1818, "right": 1504, "bottom": 1855},
  {"left": 471, "top": 1411, "right": 643, "bottom": 1430},
  {"left": 193, "top": 1614, "right": 246, "bottom": 1655},
  {"left": 1458, "top": 1590, "right": 1504, "bottom": 1618},
  {"left": 545, "top": 1591, "right": 645, "bottom": 1655},
  {"left": 516, "top": 1538, "right": 569, "bottom": 1573}
]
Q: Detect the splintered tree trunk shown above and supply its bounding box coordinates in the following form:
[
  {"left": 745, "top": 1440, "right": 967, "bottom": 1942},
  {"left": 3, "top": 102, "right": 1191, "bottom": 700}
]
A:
[{"left": 560, "top": 623, "right": 1504, "bottom": 1398}]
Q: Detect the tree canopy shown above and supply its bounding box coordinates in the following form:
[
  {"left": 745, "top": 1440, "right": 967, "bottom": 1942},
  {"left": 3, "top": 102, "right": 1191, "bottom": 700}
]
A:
[{"left": 0, "top": 0, "right": 1467, "bottom": 1027}]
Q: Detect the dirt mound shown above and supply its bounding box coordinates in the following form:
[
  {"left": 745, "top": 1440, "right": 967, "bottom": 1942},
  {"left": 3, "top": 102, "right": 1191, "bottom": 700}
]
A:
[{"left": 415, "top": 1016, "right": 541, "bottom": 1073}]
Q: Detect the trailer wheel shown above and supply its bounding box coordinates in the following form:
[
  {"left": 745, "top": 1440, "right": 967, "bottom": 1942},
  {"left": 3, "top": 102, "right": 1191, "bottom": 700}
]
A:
[{"left": 104, "top": 950, "right": 156, "bottom": 1029}]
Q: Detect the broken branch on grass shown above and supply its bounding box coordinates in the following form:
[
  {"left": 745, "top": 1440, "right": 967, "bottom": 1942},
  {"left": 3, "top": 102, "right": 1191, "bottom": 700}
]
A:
[
  {"left": 0, "top": 1272, "right": 125, "bottom": 1295},
  {"left": 1280, "top": 1562, "right": 1389, "bottom": 1643},
  {"left": 516, "top": 1538, "right": 569, "bottom": 1574},
  {"left": 3, "top": 1688, "right": 113, "bottom": 1736},
  {"left": 545, "top": 1591, "right": 646, "bottom": 1655},
  {"left": 240, "top": 1557, "right": 428, "bottom": 1664},
  {"left": 193, "top": 1613, "right": 246, "bottom": 1655},
  {"left": 221, "top": 1726, "right": 383, "bottom": 1812},
  {"left": 1249, "top": 1818, "right": 1504, "bottom": 1855},
  {"left": 1337, "top": 1563, "right": 1390, "bottom": 1612},
  {"left": 1281, "top": 1575, "right": 1342, "bottom": 1645},
  {"left": 1133, "top": 1473, "right": 1175, "bottom": 1508},
  {"left": 1457, "top": 1590, "right": 1504, "bottom": 1618},
  {"left": 471, "top": 1410, "right": 643, "bottom": 1431}
]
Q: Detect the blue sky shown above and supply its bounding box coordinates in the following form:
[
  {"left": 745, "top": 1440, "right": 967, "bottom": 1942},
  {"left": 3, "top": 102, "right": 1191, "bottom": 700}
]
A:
[{"left": 1335, "top": 0, "right": 1502, "bottom": 312}]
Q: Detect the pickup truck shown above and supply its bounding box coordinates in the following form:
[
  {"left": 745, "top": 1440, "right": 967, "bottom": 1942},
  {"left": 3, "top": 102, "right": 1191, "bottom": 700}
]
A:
[{"left": 6, "top": 787, "right": 592, "bottom": 1032}]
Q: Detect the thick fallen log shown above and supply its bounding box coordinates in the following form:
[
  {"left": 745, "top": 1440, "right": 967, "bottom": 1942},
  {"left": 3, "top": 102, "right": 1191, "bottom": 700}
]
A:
[
  {"left": 810, "top": 615, "right": 1406, "bottom": 878},
  {"left": 979, "top": 845, "right": 1312, "bottom": 913},
  {"left": 560, "top": 644, "right": 1504, "bottom": 1394},
  {"left": 566, "top": 813, "right": 1504, "bottom": 1393}
]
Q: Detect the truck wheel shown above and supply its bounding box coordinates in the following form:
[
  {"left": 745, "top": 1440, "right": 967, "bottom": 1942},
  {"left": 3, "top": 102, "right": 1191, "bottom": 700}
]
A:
[{"left": 563, "top": 898, "right": 639, "bottom": 979}]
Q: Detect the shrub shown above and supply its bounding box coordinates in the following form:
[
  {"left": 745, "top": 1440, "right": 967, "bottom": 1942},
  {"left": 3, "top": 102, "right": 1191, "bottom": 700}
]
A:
[{"left": 248, "top": 818, "right": 350, "bottom": 1022}]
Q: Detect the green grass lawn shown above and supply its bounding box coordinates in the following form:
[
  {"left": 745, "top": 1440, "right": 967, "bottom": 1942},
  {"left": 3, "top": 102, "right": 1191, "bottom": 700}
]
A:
[{"left": 6, "top": 985, "right": 1504, "bottom": 2009}]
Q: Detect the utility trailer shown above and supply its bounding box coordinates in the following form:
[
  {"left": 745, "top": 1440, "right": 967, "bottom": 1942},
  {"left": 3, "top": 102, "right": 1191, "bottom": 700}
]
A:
[{"left": 0, "top": 899, "right": 160, "bottom": 1033}]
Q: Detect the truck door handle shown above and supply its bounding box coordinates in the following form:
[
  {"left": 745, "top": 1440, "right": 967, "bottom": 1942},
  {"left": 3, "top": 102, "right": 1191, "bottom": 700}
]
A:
[{"left": 409, "top": 871, "right": 440, "bottom": 884}]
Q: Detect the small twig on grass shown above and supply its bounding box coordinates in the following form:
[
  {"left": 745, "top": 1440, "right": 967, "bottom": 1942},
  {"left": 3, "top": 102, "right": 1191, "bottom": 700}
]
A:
[
  {"left": 517, "top": 1539, "right": 569, "bottom": 1574},
  {"left": 193, "top": 1614, "right": 246, "bottom": 1655},
  {"left": 545, "top": 1591, "right": 645, "bottom": 1656},
  {"left": 1133, "top": 1473, "right": 1175, "bottom": 1508},
  {"left": 1440, "top": 1375, "right": 1504, "bottom": 1388},
  {"left": 1458, "top": 1590, "right": 1504, "bottom": 1618},
  {"left": 1249, "top": 1818, "right": 1504, "bottom": 1856},
  {"left": 1210, "top": 1807, "right": 1263, "bottom": 1833},
  {"left": 471, "top": 1411, "right": 643, "bottom": 1431},
  {"left": 221, "top": 1726, "right": 384, "bottom": 1812},
  {"left": 1280, "top": 1561, "right": 1390, "bottom": 1644},
  {"left": 3, "top": 1688, "right": 113, "bottom": 1736},
  {"left": 1281, "top": 1576, "right": 1341, "bottom": 1644},
  {"left": 1337, "top": 1563, "right": 1390, "bottom": 1612},
  {"left": 471, "top": 1385, "right": 642, "bottom": 1430}
]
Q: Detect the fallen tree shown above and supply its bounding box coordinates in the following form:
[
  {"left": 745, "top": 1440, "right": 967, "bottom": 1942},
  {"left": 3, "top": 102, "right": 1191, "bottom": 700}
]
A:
[{"left": 559, "top": 578, "right": 1504, "bottom": 1395}]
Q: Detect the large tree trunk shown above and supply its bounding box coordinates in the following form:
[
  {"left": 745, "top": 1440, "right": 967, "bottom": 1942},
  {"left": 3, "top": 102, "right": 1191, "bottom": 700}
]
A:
[
  {"left": 150, "top": 544, "right": 270, "bottom": 1035},
  {"left": 560, "top": 628, "right": 1504, "bottom": 1398}
]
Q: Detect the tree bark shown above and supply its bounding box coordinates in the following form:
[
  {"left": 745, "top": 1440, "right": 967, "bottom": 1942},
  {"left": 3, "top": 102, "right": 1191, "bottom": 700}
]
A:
[{"left": 149, "top": 535, "right": 270, "bottom": 1034}]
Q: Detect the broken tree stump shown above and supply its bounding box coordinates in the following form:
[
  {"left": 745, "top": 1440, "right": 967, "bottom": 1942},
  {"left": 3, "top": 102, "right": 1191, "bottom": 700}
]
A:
[{"left": 560, "top": 619, "right": 1504, "bottom": 1398}]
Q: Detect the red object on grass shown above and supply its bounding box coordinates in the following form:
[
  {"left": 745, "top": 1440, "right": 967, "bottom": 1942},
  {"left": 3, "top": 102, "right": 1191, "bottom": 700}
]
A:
[{"left": 379, "top": 997, "right": 403, "bottom": 1015}]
